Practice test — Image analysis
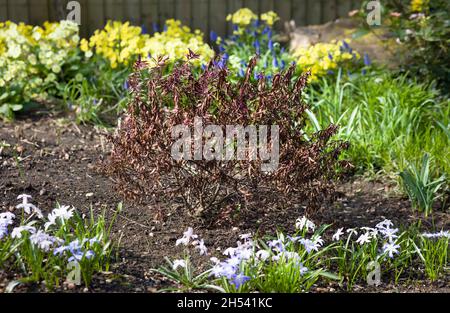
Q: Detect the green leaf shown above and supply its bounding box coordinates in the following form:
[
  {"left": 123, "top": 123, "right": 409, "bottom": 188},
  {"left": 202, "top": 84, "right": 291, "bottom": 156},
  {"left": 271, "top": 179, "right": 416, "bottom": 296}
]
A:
[
  {"left": 10, "top": 104, "right": 23, "bottom": 111},
  {"left": 0, "top": 92, "right": 9, "bottom": 101},
  {"left": 420, "top": 153, "right": 430, "bottom": 183},
  {"left": 319, "top": 271, "right": 340, "bottom": 280},
  {"left": 436, "top": 121, "right": 450, "bottom": 140},
  {"left": 352, "top": 28, "right": 370, "bottom": 39},
  {"left": 5, "top": 280, "right": 22, "bottom": 293},
  {"left": 305, "top": 109, "right": 321, "bottom": 132}
]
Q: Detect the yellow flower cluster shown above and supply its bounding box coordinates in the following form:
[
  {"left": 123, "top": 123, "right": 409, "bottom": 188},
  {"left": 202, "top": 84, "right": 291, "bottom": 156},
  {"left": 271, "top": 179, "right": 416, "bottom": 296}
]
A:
[
  {"left": 143, "top": 19, "right": 214, "bottom": 67},
  {"left": 0, "top": 20, "right": 80, "bottom": 98},
  {"left": 292, "top": 40, "right": 360, "bottom": 81},
  {"left": 226, "top": 8, "right": 257, "bottom": 26},
  {"left": 260, "top": 11, "right": 279, "bottom": 26},
  {"left": 81, "top": 19, "right": 213, "bottom": 68},
  {"left": 80, "top": 21, "right": 150, "bottom": 68},
  {"left": 410, "top": 0, "right": 428, "bottom": 12}
]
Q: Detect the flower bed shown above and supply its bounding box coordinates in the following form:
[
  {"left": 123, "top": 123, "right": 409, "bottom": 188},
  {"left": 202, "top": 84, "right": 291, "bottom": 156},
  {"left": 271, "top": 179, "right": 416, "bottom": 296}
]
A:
[
  {"left": 0, "top": 2, "right": 449, "bottom": 294},
  {"left": 157, "top": 217, "right": 448, "bottom": 292},
  {"left": 0, "top": 194, "right": 120, "bottom": 290}
]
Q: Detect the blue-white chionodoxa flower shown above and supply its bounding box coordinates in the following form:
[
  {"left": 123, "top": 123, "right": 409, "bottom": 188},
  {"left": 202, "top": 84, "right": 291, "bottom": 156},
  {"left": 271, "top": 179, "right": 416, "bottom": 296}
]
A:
[
  {"left": 356, "top": 232, "right": 372, "bottom": 245},
  {"left": 16, "top": 194, "right": 43, "bottom": 218},
  {"left": 231, "top": 272, "right": 250, "bottom": 289},
  {"left": 45, "top": 205, "right": 75, "bottom": 230},
  {"left": 422, "top": 230, "right": 450, "bottom": 239},
  {"left": 193, "top": 239, "right": 208, "bottom": 256},
  {"left": 332, "top": 228, "right": 344, "bottom": 241},
  {"left": 172, "top": 259, "right": 186, "bottom": 270},
  {"left": 29, "top": 230, "right": 59, "bottom": 252},
  {"left": 176, "top": 227, "right": 198, "bottom": 246},
  {"left": 295, "top": 216, "right": 316, "bottom": 232},
  {"left": 11, "top": 225, "right": 36, "bottom": 239},
  {"left": 382, "top": 242, "right": 400, "bottom": 258}
]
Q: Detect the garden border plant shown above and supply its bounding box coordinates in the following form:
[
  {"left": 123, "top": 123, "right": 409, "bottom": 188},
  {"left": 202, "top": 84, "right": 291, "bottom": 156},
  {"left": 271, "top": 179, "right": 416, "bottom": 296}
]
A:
[
  {"left": 0, "top": 194, "right": 121, "bottom": 291},
  {"left": 155, "top": 216, "right": 449, "bottom": 293},
  {"left": 106, "top": 53, "right": 350, "bottom": 220}
]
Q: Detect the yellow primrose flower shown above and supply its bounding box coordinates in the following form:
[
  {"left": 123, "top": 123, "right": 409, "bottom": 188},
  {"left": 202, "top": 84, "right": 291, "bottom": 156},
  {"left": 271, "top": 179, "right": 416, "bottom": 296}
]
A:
[
  {"left": 75, "top": 73, "right": 84, "bottom": 81},
  {"left": 83, "top": 20, "right": 150, "bottom": 67},
  {"left": 292, "top": 39, "right": 360, "bottom": 81},
  {"left": 410, "top": 0, "right": 428, "bottom": 12},
  {"left": 143, "top": 19, "right": 213, "bottom": 66},
  {"left": 0, "top": 20, "right": 82, "bottom": 107},
  {"left": 80, "top": 38, "right": 89, "bottom": 52},
  {"left": 7, "top": 44, "right": 22, "bottom": 59},
  {"left": 51, "top": 64, "right": 61, "bottom": 73},
  {"left": 260, "top": 11, "right": 279, "bottom": 26},
  {"left": 27, "top": 54, "right": 37, "bottom": 65},
  {"left": 45, "top": 73, "right": 57, "bottom": 83},
  {"left": 226, "top": 8, "right": 257, "bottom": 26}
]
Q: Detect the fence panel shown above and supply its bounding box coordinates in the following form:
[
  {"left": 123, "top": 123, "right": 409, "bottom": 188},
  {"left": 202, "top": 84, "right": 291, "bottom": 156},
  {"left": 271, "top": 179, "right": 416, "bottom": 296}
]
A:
[{"left": 0, "top": 0, "right": 362, "bottom": 38}]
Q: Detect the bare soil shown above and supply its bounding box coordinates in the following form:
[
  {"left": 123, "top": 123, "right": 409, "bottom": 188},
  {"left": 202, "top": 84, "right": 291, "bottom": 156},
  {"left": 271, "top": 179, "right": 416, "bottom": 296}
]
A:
[{"left": 0, "top": 115, "right": 448, "bottom": 293}]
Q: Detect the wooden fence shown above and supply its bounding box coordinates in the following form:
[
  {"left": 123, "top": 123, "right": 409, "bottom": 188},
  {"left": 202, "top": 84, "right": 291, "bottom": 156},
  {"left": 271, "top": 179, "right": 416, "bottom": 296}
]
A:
[{"left": 0, "top": 0, "right": 362, "bottom": 38}]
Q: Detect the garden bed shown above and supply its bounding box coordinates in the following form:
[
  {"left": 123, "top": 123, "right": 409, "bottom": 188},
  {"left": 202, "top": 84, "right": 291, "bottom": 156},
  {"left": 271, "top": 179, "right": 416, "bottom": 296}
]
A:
[
  {"left": 1, "top": 4, "right": 449, "bottom": 295},
  {"left": 1, "top": 116, "right": 448, "bottom": 293}
]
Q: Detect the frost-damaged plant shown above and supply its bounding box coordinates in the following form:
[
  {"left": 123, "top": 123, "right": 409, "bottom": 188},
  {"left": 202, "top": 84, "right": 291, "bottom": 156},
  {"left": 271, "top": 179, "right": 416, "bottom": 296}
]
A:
[
  {"left": 0, "top": 194, "right": 121, "bottom": 290},
  {"left": 106, "top": 53, "right": 349, "bottom": 219}
]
